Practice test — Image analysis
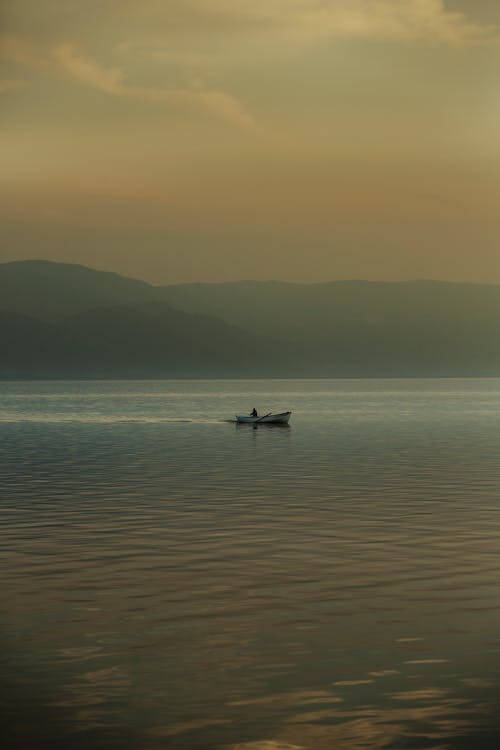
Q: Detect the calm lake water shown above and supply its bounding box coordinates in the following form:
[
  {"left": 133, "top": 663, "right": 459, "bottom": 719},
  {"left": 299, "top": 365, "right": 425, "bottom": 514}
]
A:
[{"left": 2, "top": 379, "right": 500, "bottom": 750}]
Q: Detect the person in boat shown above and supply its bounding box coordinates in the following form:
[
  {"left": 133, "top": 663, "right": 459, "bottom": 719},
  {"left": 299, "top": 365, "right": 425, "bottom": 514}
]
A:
[{"left": 251, "top": 408, "right": 258, "bottom": 417}]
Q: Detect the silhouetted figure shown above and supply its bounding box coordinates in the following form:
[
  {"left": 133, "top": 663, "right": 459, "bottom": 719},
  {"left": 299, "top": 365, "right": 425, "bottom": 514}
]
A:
[{"left": 251, "top": 408, "right": 258, "bottom": 417}]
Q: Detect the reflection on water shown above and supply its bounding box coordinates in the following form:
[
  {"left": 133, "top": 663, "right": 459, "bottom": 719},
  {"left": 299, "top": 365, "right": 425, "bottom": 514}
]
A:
[{"left": 2, "top": 379, "right": 500, "bottom": 749}]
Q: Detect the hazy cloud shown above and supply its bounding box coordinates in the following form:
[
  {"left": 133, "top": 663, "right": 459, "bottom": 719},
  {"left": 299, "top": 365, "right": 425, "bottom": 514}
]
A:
[
  {"left": 53, "top": 44, "right": 124, "bottom": 94},
  {"left": 0, "top": 79, "right": 30, "bottom": 93},
  {"left": 119, "top": 0, "right": 497, "bottom": 44},
  {"left": 289, "top": 0, "right": 494, "bottom": 42},
  {"left": 0, "top": 34, "right": 47, "bottom": 68},
  {"left": 2, "top": 36, "right": 255, "bottom": 129},
  {"left": 53, "top": 43, "right": 254, "bottom": 128},
  {"left": 2, "top": 0, "right": 500, "bottom": 283}
]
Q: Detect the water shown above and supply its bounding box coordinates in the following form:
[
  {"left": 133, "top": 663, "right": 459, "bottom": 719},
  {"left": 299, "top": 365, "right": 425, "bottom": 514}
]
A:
[{"left": 2, "top": 379, "right": 500, "bottom": 750}]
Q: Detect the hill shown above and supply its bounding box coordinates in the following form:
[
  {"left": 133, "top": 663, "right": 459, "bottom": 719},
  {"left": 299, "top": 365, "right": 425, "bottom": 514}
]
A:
[
  {"left": 1, "top": 260, "right": 500, "bottom": 377},
  {"left": 56, "top": 302, "right": 287, "bottom": 378},
  {"left": 0, "top": 263, "right": 285, "bottom": 377},
  {"left": 0, "top": 260, "right": 159, "bottom": 320},
  {"left": 160, "top": 279, "right": 500, "bottom": 376}
]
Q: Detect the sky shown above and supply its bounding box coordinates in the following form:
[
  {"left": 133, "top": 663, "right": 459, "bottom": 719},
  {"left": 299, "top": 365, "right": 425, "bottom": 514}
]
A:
[{"left": 1, "top": 0, "right": 500, "bottom": 284}]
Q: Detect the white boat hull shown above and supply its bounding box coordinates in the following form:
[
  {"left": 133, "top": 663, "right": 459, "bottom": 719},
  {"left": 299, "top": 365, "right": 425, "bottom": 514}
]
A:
[{"left": 235, "top": 411, "right": 291, "bottom": 424}]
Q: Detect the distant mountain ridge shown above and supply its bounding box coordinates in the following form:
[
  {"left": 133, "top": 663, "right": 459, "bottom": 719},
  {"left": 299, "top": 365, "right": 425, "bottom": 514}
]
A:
[
  {"left": 0, "top": 262, "right": 284, "bottom": 377},
  {"left": 0, "top": 260, "right": 157, "bottom": 320},
  {"left": 1, "top": 260, "right": 500, "bottom": 377}
]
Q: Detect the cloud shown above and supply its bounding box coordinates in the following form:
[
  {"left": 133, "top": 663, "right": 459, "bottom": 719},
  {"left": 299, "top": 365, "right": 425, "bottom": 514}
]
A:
[
  {"left": 52, "top": 43, "right": 255, "bottom": 129},
  {"left": 159, "top": 87, "right": 255, "bottom": 128},
  {"left": 0, "top": 79, "right": 30, "bottom": 93},
  {"left": 128, "top": 0, "right": 497, "bottom": 44},
  {"left": 0, "top": 34, "right": 47, "bottom": 68},
  {"left": 1, "top": 36, "right": 254, "bottom": 129},
  {"left": 274, "top": 0, "right": 495, "bottom": 43},
  {"left": 310, "top": 0, "right": 496, "bottom": 43},
  {"left": 108, "top": 0, "right": 499, "bottom": 89},
  {"left": 53, "top": 43, "right": 124, "bottom": 94}
]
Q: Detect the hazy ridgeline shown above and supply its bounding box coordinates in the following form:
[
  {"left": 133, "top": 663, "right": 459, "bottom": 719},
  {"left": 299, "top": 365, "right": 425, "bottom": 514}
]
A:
[{"left": 1, "top": 260, "right": 500, "bottom": 378}]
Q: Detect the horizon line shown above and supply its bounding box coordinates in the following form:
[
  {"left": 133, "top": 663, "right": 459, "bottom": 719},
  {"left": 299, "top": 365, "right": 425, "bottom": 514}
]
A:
[{"left": 2, "top": 258, "right": 500, "bottom": 288}]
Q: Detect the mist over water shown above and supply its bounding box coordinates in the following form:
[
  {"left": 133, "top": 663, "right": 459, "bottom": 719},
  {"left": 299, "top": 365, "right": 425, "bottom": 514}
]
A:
[{"left": 2, "top": 379, "right": 500, "bottom": 750}]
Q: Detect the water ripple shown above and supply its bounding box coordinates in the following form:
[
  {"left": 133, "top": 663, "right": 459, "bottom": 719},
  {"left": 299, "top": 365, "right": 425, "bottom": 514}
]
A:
[{"left": 2, "top": 378, "right": 500, "bottom": 749}]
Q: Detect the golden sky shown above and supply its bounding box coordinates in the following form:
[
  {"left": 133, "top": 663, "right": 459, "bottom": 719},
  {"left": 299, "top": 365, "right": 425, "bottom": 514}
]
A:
[{"left": 1, "top": 1, "right": 500, "bottom": 283}]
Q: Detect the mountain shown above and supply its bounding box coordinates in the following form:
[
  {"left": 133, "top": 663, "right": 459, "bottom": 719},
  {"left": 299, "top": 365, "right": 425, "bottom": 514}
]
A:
[
  {"left": 160, "top": 279, "right": 500, "bottom": 376},
  {"left": 0, "top": 260, "right": 157, "bottom": 320},
  {"left": 56, "top": 302, "right": 286, "bottom": 378},
  {"left": 0, "top": 302, "right": 283, "bottom": 379},
  {"left": 0, "top": 263, "right": 285, "bottom": 377},
  {"left": 0, "top": 310, "right": 63, "bottom": 377},
  {"left": 159, "top": 278, "right": 499, "bottom": 342},
  {"left": 1, "top": 260, "right": 500, "bottom": 377}
]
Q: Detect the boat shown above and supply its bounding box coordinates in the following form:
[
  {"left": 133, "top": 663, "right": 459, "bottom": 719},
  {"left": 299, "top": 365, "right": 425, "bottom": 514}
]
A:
[{"left": 235, "top": 411, "right": 292, "bottom": 424}]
